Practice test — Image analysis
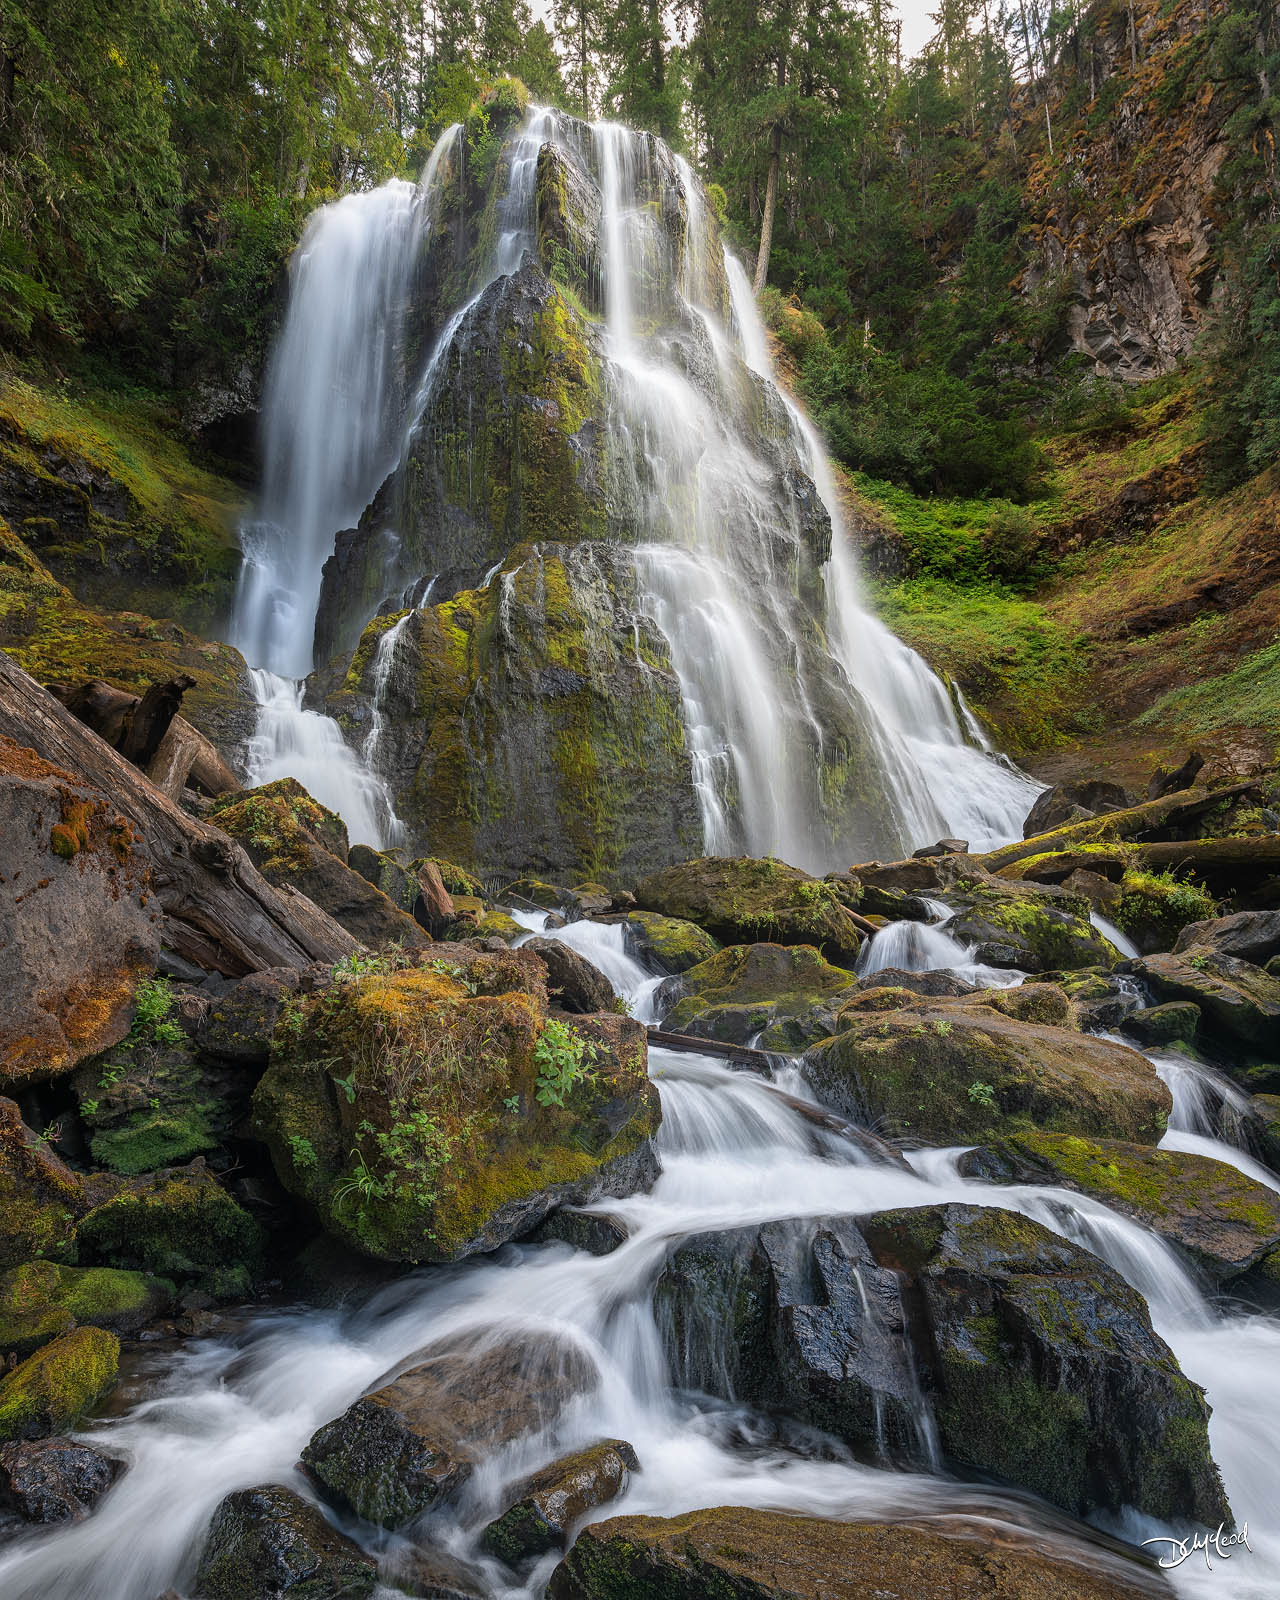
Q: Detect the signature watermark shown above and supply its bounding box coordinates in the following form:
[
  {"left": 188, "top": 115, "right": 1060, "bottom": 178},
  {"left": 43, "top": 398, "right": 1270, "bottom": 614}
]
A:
[{"left": 1142, "top": 1523, "right": 1252, "bottom": 1571}]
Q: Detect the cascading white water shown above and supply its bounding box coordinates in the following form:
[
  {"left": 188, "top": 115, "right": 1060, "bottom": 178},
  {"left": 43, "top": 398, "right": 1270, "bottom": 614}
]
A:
[
  {"left": 6, "top": 1013, "right": 1277, "bottom": 1599},
  {"left": 227, "top": 127, "right": 462, "bottom": 845},
  {"left": 857, "top": 897, "right": 1024, "bottom": 988},
  {"left": 510, "top": 908, "right": 666, "bottom": 1023}
]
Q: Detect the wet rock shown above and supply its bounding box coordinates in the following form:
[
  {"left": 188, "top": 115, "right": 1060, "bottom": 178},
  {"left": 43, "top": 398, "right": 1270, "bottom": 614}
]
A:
[
  {"left": 0, "top": 736, "right": 158, "bottom": 1091},
  {"left": 530, "top": 1208, "right": 629, "bottom": 1256},
  {"left": 858, "top": 966, "right": 974, "bottom": 998},
  {"left": 281, "top": 1236, "right": 401, "bottom": 1309},
  {"left": 661, "top": 943, "right": 859, "bottom": 1050},
  {"left": 380, "top": 1545, "right": 487, "bottom": 1600},
  {"left": 0, "top": 1096, "right": 88, "bottom": 1270},
  {"left": 978, "top": 1130, "right": 1280, "bottom": 1279},
  {"left": 1061, "top": 867, "right": 1124, "bottom": 913},
  {"left": 655, "top": 1217, "right": 927, "bottom": 1461},
  {"left": 0, "top": 1261, "right": 174, "bottom": 1359},
  {"left": 862, "top": 1204, "right": 1228, "bottom": 1525},
  {"left": 0, "top": 1435, "right": 123, "bottom": 1522},
  {"left": 1135, "top": 948, "right": 1280, "bottom": 1051},
  {"left": 607, "top": 911, "right": 719, "bottom": 974},
  {"left": 1024, "top": 780, "right": 1131, "bottom": 838},
  {"left": 1123, "top": 1002, "right": 1200, "bottom": 1047},
  {"left": 1173, "top": 910, "right": 1280, "bottom": 967},
  {"left": 192, "top": 1483, "right": 377, "bottom": 1599},
  {"left": 0, "top": 1327, "right": 119, "bottom": 1441},
  {"left": 76, "top": 1162, "right": 265, "bottom": 1300},
  {"left": 525, "top": 936, "right": 616, "bottom": 1013},
  {"left": 482, "top": 1438, "right": 639, "bottom": 1562},
  {"left": 912, "top": 837, "right": 968, "bottom": 857},
  {"left": 253, "top": 953, "right": 659, "bottom": 1264},
  {"left": 851, "top": 857, "right": 947, "bottom": 895},
  {"left": 568, "top": 883, "right": 613, "bottom": 917},
  {"left": 945, "top": 894, "right": 1118, "bottom": 972},
  {"left": 208, "top": 779, "right": 430, "bottom": 952},
  {"left": 550, "top": 1507, "right": 1170, "bottom": 1600},
  {"left": 634, "top": 858, "right": 864, "bottom": 968},
  {"left": 303, "top": 1332, "right": 598, "bottom": 1528},
  {"left": 805, "top": 1001, "right": 1169, "bottom": 1145},
  {"left": 198, "top": 968, "right": 304, "bottom": 1063}
]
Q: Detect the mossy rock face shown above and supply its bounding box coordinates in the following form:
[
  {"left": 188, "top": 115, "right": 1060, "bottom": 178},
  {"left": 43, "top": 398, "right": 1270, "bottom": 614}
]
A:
[
  {"left": 0, "top": 1326, "right": 119, "bottom": 1441},
  {"left": 945, "top": 893, "right": 1118, "bottom": 973},
  {"left": 500, "top": 875, "right": 564, "bottom": 909},
  {"left": 982, "top": 1130, "right": 1280, "bottom": 1279},
  {"left": 804, "top": 1001, "right": 1170, "bottom": 1144},
  {"left": 1111, "top": 870, "right": 1218, "bottom": 955},
  {"left": 1135, "top": 948, "right": 1280, "bottom": 1052},
  {"left": 474, "top": 908, "right": 523, "bottom": 942},
  {"left": 76, "top": 1164, "right": 264, "bottom": 1299},
  {"left": 327, "top": 543, "right": 702, "bottom": 885},
  {"left": 72, "top": 1036, "right": 234, "bottom": 1177},
  {"left": 634, "top": 857, "right": 864, "bottom": 968},
  {"left": 209, "top": 779, "right": 429, "bottom": 951},
  {"left": 861, "top": 1204, "right": 1228, "bottom": 1526},
  {"left": 549, "top": 1507, "right": 1167, "bottom": 1600},
  {"left": 662, "top": 943, "right": 859, "bottom": 1051},
  {"left": 303, "top": 1332, "right": 597, "bottom": 1529},
  {"left": 0, "top": 1261, "right": 174, "bottom": 1359},
  {"left": 616, "top": 910, "right": 719, "bottom": 974},
  {"left": 252, "top": 950, "right": 660, "bottom": 1264},
  {"left": 1124, "top": 1002, "right": 1201, "bottom": 1047},
  {"left": 0, "top": 1098, "right": 87, "bottom": 1270},
  {"left": 193, "top": 1483, "right": 377, "bottom": 1600},
  {"left": 0, "top": 516, "right": 253, "bottom": 761},
  {"left": 482, "top": 1438, "right": 638, "bottom": 1563}
]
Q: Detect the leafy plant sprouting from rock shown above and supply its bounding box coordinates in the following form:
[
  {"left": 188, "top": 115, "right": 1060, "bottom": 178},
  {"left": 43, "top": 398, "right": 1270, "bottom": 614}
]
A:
[{"left": 534, "top": 1019, "right": 597, "bottom": 1108}]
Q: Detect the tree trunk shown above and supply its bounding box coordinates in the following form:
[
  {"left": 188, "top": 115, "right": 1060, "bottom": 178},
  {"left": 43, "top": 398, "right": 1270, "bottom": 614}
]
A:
[
  {"left": 0, "top": 650, "right": 355, "bottom": 974},
  {"left": 146, "top": 717, "right": 241, "bottom": 802},
  {"left": 753, "top": 122, "right": 782, "bottom": 293}
]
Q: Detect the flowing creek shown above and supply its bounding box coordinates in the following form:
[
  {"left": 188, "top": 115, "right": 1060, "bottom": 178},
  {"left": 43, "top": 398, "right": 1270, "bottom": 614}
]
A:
[{"left": 2, "top": 918, "right": 1277, "bottom": 1599}]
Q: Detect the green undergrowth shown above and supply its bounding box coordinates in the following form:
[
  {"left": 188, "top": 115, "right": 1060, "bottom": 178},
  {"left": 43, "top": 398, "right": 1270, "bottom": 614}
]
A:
[
  {"left": 874, "top": 577, "right": 1094, "bottom": 754},
  {"left": 1136, "top": 638, "right": 1280, "bottom": 752}
]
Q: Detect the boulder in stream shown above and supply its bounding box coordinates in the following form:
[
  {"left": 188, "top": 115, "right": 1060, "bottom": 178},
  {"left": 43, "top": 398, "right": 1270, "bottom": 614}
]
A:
[
  {"left": 303, "top": 1332, "right": 598, "bottom": 1528},
  {"left": 0, "top": 1435, "right": 123, "bottom": 1523},
  {"left": 193, "top": 1483, "right": 377, "bottom": 1600},
  {"left": 549, "top": 1507, "right": 1171, "bottom": 1600},
  {"left": 482, "top": 1438, "right": 639, "bottom": 1562},
  {"left": 1134, "top": 948, "right": 1280, "bottom": 1052},
  {"left": 524, "top": 936, "right": 617, "bottom": 1014},
  {"left": 0, "top": 1327, "right": 119, "bottom": 1441},
  {"left": 660, "top": 943, "right": 860, "bottom": 1050}
]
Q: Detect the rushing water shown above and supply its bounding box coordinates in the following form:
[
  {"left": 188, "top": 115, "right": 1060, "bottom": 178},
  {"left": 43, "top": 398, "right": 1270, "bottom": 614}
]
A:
[{"left": 4, "top": 931, "right": 1277, "bottom": 1599}]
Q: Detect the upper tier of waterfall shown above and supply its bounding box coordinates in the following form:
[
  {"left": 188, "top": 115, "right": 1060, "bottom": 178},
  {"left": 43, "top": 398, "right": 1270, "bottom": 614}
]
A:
[{"left": 228, "top": 103, "right": 1041, "bottom": 874}]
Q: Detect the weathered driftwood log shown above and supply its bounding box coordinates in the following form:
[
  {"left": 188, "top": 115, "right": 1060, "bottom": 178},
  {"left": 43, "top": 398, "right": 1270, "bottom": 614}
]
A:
[
  {"left": 0, "top": 650, "right": 355, "bottom": 999},
  {"left": 145, "top": 715, "right": 240, "bottom": 801},
  {"left": 117, "top": 675, "right": 196, "bottom": 767},
  {"left": 53, "top": 677, "right": 240, "bottom": 799}
]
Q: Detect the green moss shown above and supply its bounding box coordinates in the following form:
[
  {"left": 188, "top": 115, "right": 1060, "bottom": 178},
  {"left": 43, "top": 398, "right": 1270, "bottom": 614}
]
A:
[
  {"left": 625, "top": 911, "right": 720, "bottom": 974},
  {"left": 209, "top": 778, "right": 348, "bottom": 874},
  {"left": 1112, "top": 869, "right": 1218, "bottom": 950},
  {"left": 0, "top": 1325, "right": 119, "bottom": 1440},
  {"left": 0, "top": 1260, "right": 173, "bottom": 1358}
]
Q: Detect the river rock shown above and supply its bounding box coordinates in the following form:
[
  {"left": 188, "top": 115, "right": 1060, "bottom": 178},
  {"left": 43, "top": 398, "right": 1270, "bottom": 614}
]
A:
[
  {"left": 0, "top": 1261, "right": 174, "bottom": 1359},
  {"left": 1023, "top": 780, "right": 1131, "bottom": 838},
  {"left": 253, "top": 951, "right": 659, "bottom": 1263},
  {"left": 862, "top": 1204, "right": 1228, "bottom": 1525},
  {"left": 944, "top": 893, "right": 1118, "bottom": 972},
  {"left": 482, "top": 1438, "right": 639, "bottom": 1562},
  {"left": 661, "top": 943, "right": 860, "bottom": 1050},
  {"left": 655, "top": 1217, "right": 928, "bottom": 1461},
  {"left": 302, "top": 1332, "right": 598, "bottom": 1528},
  {"left": 803, "top": 1002, "right": 1170, "bottom": 1145},
  {"left": 379, "top": 1545, "right": 487, "bottom": 1600},
  {"left": 0, "top": 1096, "right": 88, "bottom": 1270},
  {"left": 192, "top": 1483, "right": 377, "bottom": 1599},
  {"left": 549, "top": 1508, "right": 1171, "bottom": 1600},
  {"left": 974, "top": 1131, "right": 1280, "bottom": 1279},
  {"left": 197, "top": 967, "right": 306, "bottom": 1063},
  {"left": 1122, "top": 1002, "right": 1200, "bottom": 1046},
  {"left": 208, "top": 779, "right": 430, "bottom": 952},
  {"left": 0, "top": 1436, "right": 123, "bottom": 1522},
  {"left": 634, "top": 858, "right": 864, "bottom": 967},
  {"left": 1173, "top": 909, "right": 1280, "bottom": 966},
  {"left": 0, "top": 1327, "right": 119, "bottom": 1441},
  {"left": 609, "top": 910, "right": 720, "bottom": 973},
  {"left": 1134, "top": 948, "right": 1280, "bottom": 1051},
  {"left": 525, "top": 936, "right": 616, "bottom": 1013}
]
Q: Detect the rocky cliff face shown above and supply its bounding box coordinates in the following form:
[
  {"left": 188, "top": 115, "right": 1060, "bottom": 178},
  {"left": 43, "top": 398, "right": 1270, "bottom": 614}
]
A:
[{"left": 1024, "top": 0, "right": 1229, "bottom": 381}]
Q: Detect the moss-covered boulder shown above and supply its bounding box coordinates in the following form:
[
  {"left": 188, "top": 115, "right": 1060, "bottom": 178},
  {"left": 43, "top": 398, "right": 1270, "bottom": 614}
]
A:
[
  {"left": 193, "top": 1483, "right": 377, "bottom": 1600},
  {"left": 326, "top": 543, "right": 703, "bottom": 886},
  {"left": 1174, "top": 910, "right": 1280, "bottom": 966},
  {"left": 303, "top": 1332, "right": 597, "bottom": 1529},
  {"left": 662, "top": 944, "right": 859, "bottom": 1050},
  {"left": 980, "top": 1131, "right": 1280, "bottom": 1279},
  {"left": 252, "top": 949, "right": 659, "bottom": 1263},
  {"left": 0, "top": 1261, "right": 173, "bottom": 1359},
  {"left": 0, "top": 1098, "right": 87, "bottom": 1270},
  {"left": 482, "top": 1439, "right": 638, "bottom": 1563},
  {"left": 803, "top": 1001, "right": 1170, "bottom": 1145},
  {"left": 944, "top": 892, "right": 1118, "bottom": 972},
  {"left": 862, "top": 1205, "right": 1228, "bottom": 1525},
  {"left": 208, "top": 779, "right": 429, "bottom": 951},
  {"left": 1123, "top": 1002, "right": 1201, "bottom": 1047},
  {"left": 76, "top": 1163, "right": 264, "bottom": 1299},
  {"left": 1135, "top": 948, "right": 1280, "bottom": 1052},
  {"left": 550, "top": 1507, "right": 1168, "bottom": 1600},
  {"left": 1109, "top": 869, "right": 1218, "bottom": 954},
  {"left": 634, "top": 858, "right": 864, "bottom": 968},
  {"left": 612, "top": 910, "right": 719, "bottom": 974},
  {"left": 0, "top": 1327, "right": 119, "bottom": 1441}
]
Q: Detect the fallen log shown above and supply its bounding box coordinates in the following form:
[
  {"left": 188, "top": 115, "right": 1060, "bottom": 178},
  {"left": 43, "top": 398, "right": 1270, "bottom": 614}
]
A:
[
  {"left": 118, "top": 675, "right": 195, "bottom": 767},
  {"left": 0, "top": 650, "right": 355, "bottom": 982},
  {"left": 54, "top": 677, "right": 241, "bottom": 798},
  {"left": 646, "top": 1027, "right": 778, "bottom": 1071},
  {"left": 146, "top": 715, "right": 240, "bottom": 801}
]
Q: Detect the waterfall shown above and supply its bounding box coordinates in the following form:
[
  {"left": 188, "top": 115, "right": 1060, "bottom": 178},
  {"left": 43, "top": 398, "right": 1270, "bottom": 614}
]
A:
[{"left": 227, "top": 126, "right": 462, "bottom": 845}]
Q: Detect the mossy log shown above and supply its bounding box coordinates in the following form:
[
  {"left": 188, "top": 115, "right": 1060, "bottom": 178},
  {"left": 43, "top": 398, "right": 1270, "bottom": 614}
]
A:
[{"left": 0, "top": 650, "right": 355, "bottom": 976}]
